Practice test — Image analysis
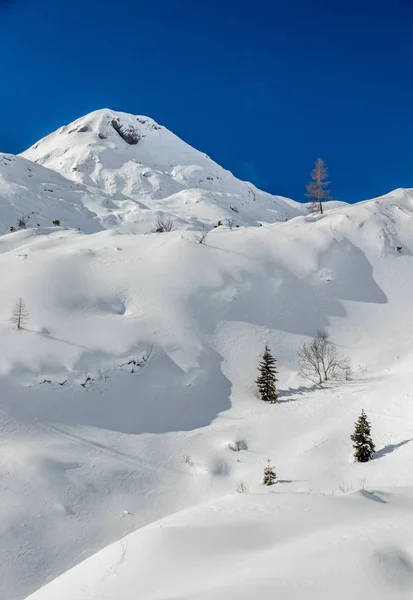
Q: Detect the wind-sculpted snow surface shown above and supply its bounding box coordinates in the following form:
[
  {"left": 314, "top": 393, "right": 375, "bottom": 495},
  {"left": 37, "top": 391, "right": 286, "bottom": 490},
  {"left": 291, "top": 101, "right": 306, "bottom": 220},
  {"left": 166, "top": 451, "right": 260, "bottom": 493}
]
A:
[
  {"left": 0, "top": 187, "right": 411, "bottom": 599},
  {"left": 1, "top": 110, "right": 413, "bottom": 600}
]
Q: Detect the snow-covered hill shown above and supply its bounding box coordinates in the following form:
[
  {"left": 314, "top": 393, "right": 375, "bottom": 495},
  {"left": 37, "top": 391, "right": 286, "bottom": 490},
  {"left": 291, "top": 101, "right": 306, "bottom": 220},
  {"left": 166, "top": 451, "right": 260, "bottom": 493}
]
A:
[
  {"left": 0, "top": 184, "right": 411, "bottom": 599},
  {"left": 25, "top": 490, "right": 413, "bottom": 600},
  {"left": 21, "top": 109, "right": 306, "bottom": 230},
  {"left": 1, "top": 110, "right": 413, "bottom": 600}
]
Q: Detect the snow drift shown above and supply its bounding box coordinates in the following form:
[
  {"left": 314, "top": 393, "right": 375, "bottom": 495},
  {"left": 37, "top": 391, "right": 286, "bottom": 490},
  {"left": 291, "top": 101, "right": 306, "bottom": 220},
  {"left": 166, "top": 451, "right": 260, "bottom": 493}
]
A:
[{"left": 25, "top": 490, "right": 413, "bottom": 600}]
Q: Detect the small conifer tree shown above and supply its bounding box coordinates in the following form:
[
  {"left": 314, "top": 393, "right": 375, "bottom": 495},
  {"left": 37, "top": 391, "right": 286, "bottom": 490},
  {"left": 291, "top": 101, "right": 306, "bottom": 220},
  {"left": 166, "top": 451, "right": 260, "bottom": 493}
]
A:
[
  {"left": 10, "top": 298, "right": 29, "bottom": 330},
  {"left": 256, "top": 345, "right": 278, "bottom": 403},
  {"left": 263, "top": 459, "right": 277, "bottom": 485},
  {"left": 351, "top": 409, "right": 375, "bottom": 463}
]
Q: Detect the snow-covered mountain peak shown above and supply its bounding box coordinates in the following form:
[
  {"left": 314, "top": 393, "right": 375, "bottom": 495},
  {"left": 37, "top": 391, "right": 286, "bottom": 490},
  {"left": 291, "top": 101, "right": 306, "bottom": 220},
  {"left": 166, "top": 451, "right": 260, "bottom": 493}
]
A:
[
  {"left": 22, "top": 108, "right": 169, "bottom": 183},
  {"left": 41, "top": 108, "right": 163, "bottom": 149},
  {"left": 20, "top": 109, "right": 305, "bottom": 230}
]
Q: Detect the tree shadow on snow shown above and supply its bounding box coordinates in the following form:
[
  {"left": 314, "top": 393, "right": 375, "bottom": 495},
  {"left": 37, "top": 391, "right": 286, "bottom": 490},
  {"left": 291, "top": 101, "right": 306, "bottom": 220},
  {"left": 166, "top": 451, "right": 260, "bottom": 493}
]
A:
[
  {"left": 358, "top": 490, "right": 387, "bottom": 504},
  {"left": 222, "top": 239, "right": 387, "bottom": 337},
  {"left": 278, "top": 385, "right": 315, "bottom": 403},
  {"left": 25, "top": 328, "right": 90, "bottom": 351},
  {"left": 375, "top": 439, "right": 413, "bottom": 459},
  {"left": 277, "top": 479, "right": 306, "bottom": 484}
]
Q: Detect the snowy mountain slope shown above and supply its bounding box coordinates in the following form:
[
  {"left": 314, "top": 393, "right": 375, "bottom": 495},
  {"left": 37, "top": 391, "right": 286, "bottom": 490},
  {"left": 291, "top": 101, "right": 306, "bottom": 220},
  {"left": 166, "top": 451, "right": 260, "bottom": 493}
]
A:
[
  {"left": 26, "top": 490, "right": 413, "bottom": 600},
  {"left": 0, "top": 188, "right": 412, "bottom": 599},
  {"left": 2, "top": 188, "right": 411, "bottom": 382},
  {"left": 21, "top": 109, "right": 306, "bottom": 229},
  {"left": 0, "top": 153, "right": 104, "bottom": 234}
]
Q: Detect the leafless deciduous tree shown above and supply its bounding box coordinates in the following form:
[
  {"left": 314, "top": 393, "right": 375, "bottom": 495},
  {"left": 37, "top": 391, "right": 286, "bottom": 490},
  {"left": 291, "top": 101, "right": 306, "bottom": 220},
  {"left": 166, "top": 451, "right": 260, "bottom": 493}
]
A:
[
  {"left": 225, "top": 218, "right": 236, "bottom": 230},
  {"left": 297, "top": 331, "right": 350, "bottom": 385},
  {"left": 153, "top": 219, "right": 175, "bottom": 233},
  {"left": 305, "top": 158, "right": 332, "bottom": 215},
  {"left": 10, "top": 298, "right": 29, "bottom": 330}
]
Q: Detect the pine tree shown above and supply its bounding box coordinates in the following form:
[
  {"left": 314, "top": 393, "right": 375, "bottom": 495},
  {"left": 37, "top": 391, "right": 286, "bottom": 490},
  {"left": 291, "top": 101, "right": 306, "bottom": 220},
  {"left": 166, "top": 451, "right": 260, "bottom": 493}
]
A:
[
  {"left": 256, "top": 345, "right": 278, "bottom": 403},
  {"left": 263, "top": 459, "right": 277, "bottom": 485},
  {"left": 351, "top": 409, "right": 375, "bottom": 463},
  {"left": 10, "top": 298, "right": 29, "bottom": 330},
  {"left": 305, "top": 158, "right": 332, "bottom": 215}
]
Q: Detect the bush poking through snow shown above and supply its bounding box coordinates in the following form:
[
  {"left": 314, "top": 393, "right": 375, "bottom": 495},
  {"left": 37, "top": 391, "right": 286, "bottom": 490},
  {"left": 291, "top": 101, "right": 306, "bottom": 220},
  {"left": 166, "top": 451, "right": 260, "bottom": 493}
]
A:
[
  {"left": 338, "top": 481, "right": 354, "bottom": 494},
  {"left": 236, "top": 482, "right": 248, "bottom": 493},
  {"left": 263, "top": 459, "right": 277, "bottom": 486},
  {"left": 80, "top": 375, "right": 94, "bottom": 389},
  {"left": 118, "top": 346, "right": 153, "bottom": 373},
  {"left": 297, "top": 331, "right": 350, "bottom": 386},
  {"left": 194, "top": 231, "right": 208, "bottom": 244},
  {"left": 53, "top": 219, "right": 60, "bottom": 226},
  {"left": 351, "top": 409, "right": 375, "bottom": 463},
  {"left": 10, "top": 298, "right": 29, "bottom": 330},
  {"left": 256, "top": 345, "right": 278, "bottom": 403},
  {"left": 182, "top": 453, "right": 192, "bottom": 466},
  {"left": 153, "top": 219, "right": 175, "bottom": 233}
]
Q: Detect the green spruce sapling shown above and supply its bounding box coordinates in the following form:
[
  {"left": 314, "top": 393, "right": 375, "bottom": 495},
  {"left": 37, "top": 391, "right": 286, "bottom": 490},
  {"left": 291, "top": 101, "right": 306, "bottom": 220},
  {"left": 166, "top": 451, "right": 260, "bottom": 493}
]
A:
[
  {"left": 263, "top": 459, "right": 277, "bottom": 485},
  {"left": 256, "top": 345, "right": 278, "bottom": 403},
  {"left": 351, "top": 409, "right": 375, "bottom": 462}
]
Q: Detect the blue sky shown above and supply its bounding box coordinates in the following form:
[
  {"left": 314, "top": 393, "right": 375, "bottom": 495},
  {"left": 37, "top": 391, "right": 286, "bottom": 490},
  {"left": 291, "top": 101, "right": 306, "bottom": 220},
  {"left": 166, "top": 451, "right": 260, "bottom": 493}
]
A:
[{"left": 0, "top": 0, "right": 412, "bottom": 202}]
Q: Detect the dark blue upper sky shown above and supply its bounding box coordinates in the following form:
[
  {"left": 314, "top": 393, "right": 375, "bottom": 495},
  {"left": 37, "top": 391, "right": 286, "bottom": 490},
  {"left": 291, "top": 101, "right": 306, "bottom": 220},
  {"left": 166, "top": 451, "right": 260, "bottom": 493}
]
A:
[{"left": 0, "top": 0, "right": 412, "bottom": 202}]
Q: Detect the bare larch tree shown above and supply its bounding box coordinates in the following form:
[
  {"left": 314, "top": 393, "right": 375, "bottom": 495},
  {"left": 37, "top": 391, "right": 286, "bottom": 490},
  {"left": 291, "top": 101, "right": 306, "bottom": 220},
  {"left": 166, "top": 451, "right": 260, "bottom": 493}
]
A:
[
  {"left": 305, "top": 158, "right": 331, "bottom": 215},
  {"left": 11, "top": 298, "right": 29, "bottom": 330}
]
